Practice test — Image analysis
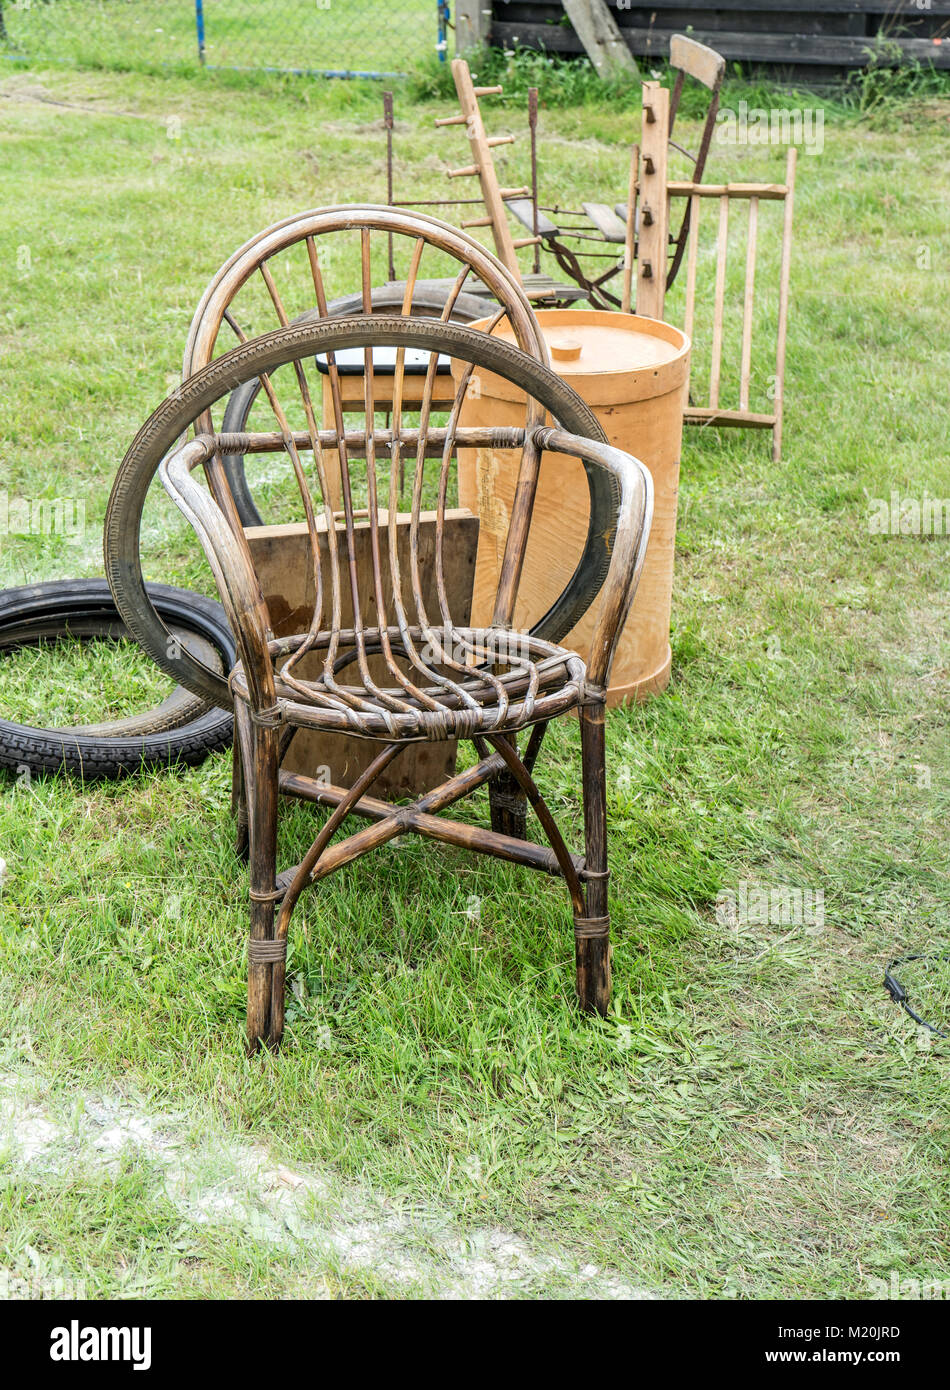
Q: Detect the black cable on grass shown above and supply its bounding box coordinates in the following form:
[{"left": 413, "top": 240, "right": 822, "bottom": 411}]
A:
[{"left": 884, "top": 953, "right": 950, "bottom": 1038}]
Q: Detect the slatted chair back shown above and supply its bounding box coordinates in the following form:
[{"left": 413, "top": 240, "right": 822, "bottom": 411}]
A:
[
  {"left": 175, "top": 212, "right": 556, "bottom": 720},
  {"left": 105, "top": 214, "right": 639, "bottom": 728},
  {"left": 677, "top": 148, "right": 797, "bottom": 462},
  {"left": 178, "top": 206, "right": 550, "bottom": 534},
  {"left": 183, "top": 204, "right": 547, "bottom": 379}
]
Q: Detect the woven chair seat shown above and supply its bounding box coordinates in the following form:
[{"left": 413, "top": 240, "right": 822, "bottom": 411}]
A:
[{"left": 228, "top": 626, "right": 588, "bottom": 742}]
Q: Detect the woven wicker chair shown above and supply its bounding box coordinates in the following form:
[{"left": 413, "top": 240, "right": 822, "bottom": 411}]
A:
[{"left": 107, "top": 213, "right": 652, "bottom": 1051}]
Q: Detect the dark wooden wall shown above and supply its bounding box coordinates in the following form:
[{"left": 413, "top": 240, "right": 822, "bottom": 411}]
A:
[{"left": 486, "top": 1, "right": 950, "bottom": 75}]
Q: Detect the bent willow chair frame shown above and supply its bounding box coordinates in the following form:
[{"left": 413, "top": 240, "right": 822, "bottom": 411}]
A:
[{"left": 107, "top": 212, "right": 652, "bottom": 1051}]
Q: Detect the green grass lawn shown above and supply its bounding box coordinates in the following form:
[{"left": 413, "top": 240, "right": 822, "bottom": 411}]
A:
[
  {"left": 1, "top": 60, "right": 950, "bottom": 1299},
  {"left": 2, "top": 0, "right": 443, "bottom": 76}
]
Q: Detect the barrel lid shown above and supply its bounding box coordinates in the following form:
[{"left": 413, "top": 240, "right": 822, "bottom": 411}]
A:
[{"left": 463, "top": 309, "right": 690, "bottom": 405}]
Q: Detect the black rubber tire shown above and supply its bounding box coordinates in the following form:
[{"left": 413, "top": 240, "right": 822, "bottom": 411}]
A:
[
  {"left": 221, "top": 284, "right": 490, "bottom": 527},
  {"left": 0, "top": 581, "right": 224, "bottom": 737},
  {"left": 0, "top": 579, "right": 235, "bottom": 780},
  {"left": 105, "top": 315, "right": 619, "bottom": 710}
]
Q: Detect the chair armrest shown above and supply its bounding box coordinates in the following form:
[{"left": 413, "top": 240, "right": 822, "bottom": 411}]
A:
[
  {"left": 531, "top": 426, "right": 654, "bottom": 692},
  {"left": 160, "top": 436, "right": 277, "bottom": 711}
]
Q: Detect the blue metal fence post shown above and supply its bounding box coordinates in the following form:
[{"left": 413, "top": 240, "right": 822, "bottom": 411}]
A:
[
  {"left": 437, "top": 1, "right": 451, "bottom": 62},
  {"left": 195, "top": 0, "right": 206, "bottom": 67}
]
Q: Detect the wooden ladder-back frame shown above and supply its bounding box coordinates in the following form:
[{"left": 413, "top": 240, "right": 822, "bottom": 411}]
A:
[
  {"left": 391, "top": 38, "right": 729, "bottom": 314},
  {"left": 436, "top": 58, "right": 540, "bottom": 277},
  {"left": 634, "top": 81, "right": 670, "bottom": 320},
  {"left": 678, "top": 148, "right": 797, "bottom": 462}
]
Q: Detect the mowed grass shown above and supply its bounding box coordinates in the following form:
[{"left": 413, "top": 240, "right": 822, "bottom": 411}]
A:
[{"left": 0, "top": 63, "right": 949, "bottom": 1298}]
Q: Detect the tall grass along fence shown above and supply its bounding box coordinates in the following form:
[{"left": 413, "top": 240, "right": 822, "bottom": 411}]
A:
[{"left": 1, "top": 0, "right": 454, "bottom": 79}]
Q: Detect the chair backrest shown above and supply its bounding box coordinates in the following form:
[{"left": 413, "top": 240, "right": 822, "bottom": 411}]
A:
[
  {"left": 154, "top": 316, "right": 632, "bottom": 730},
  {"left": 666, "top": 35, "right": 727, "bottom": 291},
  {"left": 179, "top": 205, "right": 552, "bottom": 532},
  {"left": 183, "top": 205, "right": 547, "bottom": 375},
  {"left": 669, "top": 34, "right": 726, "bottom": 140}
]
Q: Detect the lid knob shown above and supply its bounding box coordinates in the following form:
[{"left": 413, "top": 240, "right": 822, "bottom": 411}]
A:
[{"left": 550, "top": 335, "right": 583, "bottom": 362}]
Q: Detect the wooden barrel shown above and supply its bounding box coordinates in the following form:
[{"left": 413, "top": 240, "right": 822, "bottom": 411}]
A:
[{"left": 454, "top": 310, "right": 690, "bottom": 705}]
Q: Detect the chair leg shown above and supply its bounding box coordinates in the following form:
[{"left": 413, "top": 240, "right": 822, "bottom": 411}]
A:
[
  {"left": 238, "top": 706, "right": 280, "bottom": 1055},
  {"left": 576, "top": 703, "right": 611, "bottom": 1016}
]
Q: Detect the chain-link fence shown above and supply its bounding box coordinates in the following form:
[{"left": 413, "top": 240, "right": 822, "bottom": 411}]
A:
[{"left": 1, "top": 1, "right": 452, "bottom": 78}]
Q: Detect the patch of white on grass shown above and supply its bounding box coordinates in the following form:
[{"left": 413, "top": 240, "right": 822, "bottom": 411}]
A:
[{"left": 0, "top": 1071, "right": 657, "bottom": 1300}]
